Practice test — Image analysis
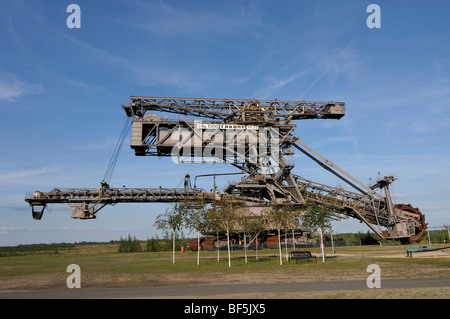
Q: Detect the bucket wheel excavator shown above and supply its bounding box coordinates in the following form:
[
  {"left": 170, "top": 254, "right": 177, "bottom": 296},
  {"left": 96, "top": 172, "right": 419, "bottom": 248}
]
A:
[{"left": 25, "top": 96, "right": 427, "bottom": 245}]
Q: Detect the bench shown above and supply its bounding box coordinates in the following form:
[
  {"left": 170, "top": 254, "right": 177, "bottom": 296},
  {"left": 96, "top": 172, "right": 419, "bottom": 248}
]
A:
[{"left": 288, "top": 251, "right": 317, "bottom": 263}]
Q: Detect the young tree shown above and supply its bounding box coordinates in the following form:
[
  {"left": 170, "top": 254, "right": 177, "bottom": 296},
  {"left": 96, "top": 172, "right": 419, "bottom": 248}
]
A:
[
  {"left": 213, "top": 201, "right": 240, "bottom": 268},
  {"left": 236, "top": 207, "right": 252, "bottom": 264},
  {"left": 203, "top": 206, "right": 223, "bottom": 262},
  {"left": 183, "top": 200, "right": 208, "bottom": 266},
  {"left": 265, "top": 202, "right": 297, "bottom": 265},
  {"left": 300, "top": 202, "right": 335, "bottom": 262},
  {"left": 154, "top": 202, "right": 185, "bottom": 263},
  {"left": 246, "top": 215, "right": 266, "bottom": 261}
]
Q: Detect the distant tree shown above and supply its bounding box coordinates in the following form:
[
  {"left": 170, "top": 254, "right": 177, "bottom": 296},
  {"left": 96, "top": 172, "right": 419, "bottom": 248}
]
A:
[
  {"left": 356, "top": 231, "right": 379, "bottom": 245},
  {"left": 145, "top": 236, "right": 160, "bottom": 252},
  {"left": 118, "top": 235, "right": 141, "bottom": 253}
]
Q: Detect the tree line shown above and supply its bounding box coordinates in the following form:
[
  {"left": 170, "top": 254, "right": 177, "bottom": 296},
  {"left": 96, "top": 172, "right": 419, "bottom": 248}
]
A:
[
  {"left": 117, "top": 234, "right": 191, "bottom": 253},
  {"left": 145, "top": 199, "right": 337, "bottom": 266}
]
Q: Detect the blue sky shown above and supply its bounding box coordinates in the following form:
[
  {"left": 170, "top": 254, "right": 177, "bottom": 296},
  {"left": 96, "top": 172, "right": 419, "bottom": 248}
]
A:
[{"left": 1, "top": 0, "right": 449, "bottom": 245}]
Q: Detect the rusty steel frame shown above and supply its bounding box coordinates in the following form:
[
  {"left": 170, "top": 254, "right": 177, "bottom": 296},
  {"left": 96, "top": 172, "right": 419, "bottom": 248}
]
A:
[{"left": 25, "top": 96, "right": 427, "bottom": 244}]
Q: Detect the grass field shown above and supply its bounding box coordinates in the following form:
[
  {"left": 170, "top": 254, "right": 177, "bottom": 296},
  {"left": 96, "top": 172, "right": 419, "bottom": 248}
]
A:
[{"left": 0, "top": 243, "right": 449, "bottom": 298}]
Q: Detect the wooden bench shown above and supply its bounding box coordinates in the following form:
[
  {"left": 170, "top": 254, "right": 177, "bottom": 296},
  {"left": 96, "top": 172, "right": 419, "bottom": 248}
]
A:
[{"left": 288, "top": 251, "right": 317, "bottom": 263}]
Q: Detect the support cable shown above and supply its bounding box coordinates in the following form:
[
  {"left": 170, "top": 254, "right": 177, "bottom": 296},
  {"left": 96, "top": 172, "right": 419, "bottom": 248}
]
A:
[{"left": 103, "top": 117, "right": 132, "bottom": 184}]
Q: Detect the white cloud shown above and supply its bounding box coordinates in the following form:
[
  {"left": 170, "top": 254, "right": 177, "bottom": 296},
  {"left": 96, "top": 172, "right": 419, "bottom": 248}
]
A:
[{"left": 0, "top": 72, "right": 42, "bottom": 101}]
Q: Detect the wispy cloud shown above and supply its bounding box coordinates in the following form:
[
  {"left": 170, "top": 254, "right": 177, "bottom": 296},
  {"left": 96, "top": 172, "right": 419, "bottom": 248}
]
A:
[
  {"left": 252, "top": 24, "right": 366, "bottom": 100},
  {"left": 420, "top": 206, "right": 450, "bottom": 211},
  {"left": 55, "top": 29, "right": 208, "bottom": 91},
  {"left": 120, "top": 0, "right": 263, "bottom": 36},
  {"left": 0, "top": 226, "right": 96, "bottom": 235},
  {"left": 360, "top": 78, "right": 450, "bottom": 138},
  {"left": 6, "top": 14, "right": 26, "bottom": 49},
  {"left": 253, "top": 67, "right": 317, "bottom": 99},
  {"left": 3, "top": 1, "right": 205, "bottom": 92},
  {"left": 298, "top": 29, "right": 365, "bottom": 99},
  {"left": 0, "top": 72, "right": 42, "bottom": 102},
  {"left": 0, "top": 167, "right": 61, "bottom": 181},
  {"left": 70, "top": 137, "right": 122, "bottom": 151}
]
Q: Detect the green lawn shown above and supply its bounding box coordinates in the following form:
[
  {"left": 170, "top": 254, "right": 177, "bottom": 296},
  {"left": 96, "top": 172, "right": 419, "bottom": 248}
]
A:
[{"left": 1, "top": 244, "right": 449, "bottom": 292}]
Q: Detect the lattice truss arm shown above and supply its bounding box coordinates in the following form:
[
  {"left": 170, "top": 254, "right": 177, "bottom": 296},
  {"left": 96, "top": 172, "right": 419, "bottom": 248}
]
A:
[{"left": 123, "top": 96, "right": 345, "bottom": 122}]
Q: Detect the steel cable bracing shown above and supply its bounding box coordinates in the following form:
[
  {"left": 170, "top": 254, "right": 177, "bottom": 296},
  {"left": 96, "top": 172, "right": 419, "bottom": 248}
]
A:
[{"left": 103, "top": 117, "right": 132, "bottom": 184}]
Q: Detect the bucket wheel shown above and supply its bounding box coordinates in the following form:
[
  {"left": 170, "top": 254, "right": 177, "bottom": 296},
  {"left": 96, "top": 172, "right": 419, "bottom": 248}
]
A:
[{"left": 394, "top": 204, "right": 427, "bottom": 244}]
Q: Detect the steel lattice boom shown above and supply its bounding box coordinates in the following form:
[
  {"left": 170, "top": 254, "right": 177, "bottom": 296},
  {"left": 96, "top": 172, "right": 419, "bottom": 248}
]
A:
[{"left": 123, "top": 96, "right": 345, "bottom": 122}]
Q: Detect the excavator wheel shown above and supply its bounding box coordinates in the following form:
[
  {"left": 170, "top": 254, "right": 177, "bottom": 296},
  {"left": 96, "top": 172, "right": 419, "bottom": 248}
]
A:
[{"left": 394, "top": 204, "right": 427, "bottom": 244}]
